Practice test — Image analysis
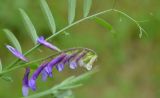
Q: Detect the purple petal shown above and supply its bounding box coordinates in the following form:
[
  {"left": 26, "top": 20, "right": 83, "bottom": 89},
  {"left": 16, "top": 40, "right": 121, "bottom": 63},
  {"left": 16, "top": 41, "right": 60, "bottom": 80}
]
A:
[
  {"left": 44, "top": 66, "right": 53, "bottom": 78},
  {"left": 75, "top": 51, "right": 88, "bottom": 62},
  {"left": 56, "top": 63, "right": 64, "bottom": 72},
  {"left": 69, "top": 61, "right": 77, "bottom": 69},
  {"left": 22, "top": 85, "right": 29, "bottom": 97},
  {"left": 68, "top": 51, "right": 87, "bottom": 69},
  {"left": 22, "top": 67, "right": 30, "bottom": 96},
  {"left": 48, "top": 53, "right": 66, "bottom": 69},
  {"left": 6, "top": 45, "right": 28, "bottom": 62},
  {"left": 22, "top": 68, "right": 30, "bottom": 87},
  {"left": 67, "top": 51, "right": 80, "bottom": 62},
  {"left": 41, "top": 70, "right": 48, "bottom": 81},
  {"left": 29, "top": 62, "right": 48, "bottom": 91},
  {"left": 37, "top": 36, "right": 61, "bottom": 52},
  {"left": 28, "top": 78, "right": 36, "bottom": 91}
]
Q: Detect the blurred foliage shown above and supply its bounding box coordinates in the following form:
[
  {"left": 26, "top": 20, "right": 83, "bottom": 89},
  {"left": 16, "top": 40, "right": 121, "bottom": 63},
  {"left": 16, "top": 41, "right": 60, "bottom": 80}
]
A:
[{"left": 0, "top": 0, "right": 160, "bottom": 98}]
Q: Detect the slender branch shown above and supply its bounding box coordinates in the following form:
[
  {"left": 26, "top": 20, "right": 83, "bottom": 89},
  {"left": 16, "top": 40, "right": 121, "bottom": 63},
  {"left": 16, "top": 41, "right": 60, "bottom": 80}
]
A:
[
  {"left": 5, "top": 8, "right": 146, "bottom": 71},
  {"left": 6, "top": 9, "right": 113, "bottom": 69}
]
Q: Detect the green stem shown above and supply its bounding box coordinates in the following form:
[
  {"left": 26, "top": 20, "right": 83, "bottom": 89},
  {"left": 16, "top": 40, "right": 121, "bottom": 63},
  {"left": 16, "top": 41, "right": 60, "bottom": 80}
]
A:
[
  {"left": 6, "top": 9, "right": 113, "bottom": 69},
  {"left": 5, "top": 8, "right": 146, "bottom": 72}
]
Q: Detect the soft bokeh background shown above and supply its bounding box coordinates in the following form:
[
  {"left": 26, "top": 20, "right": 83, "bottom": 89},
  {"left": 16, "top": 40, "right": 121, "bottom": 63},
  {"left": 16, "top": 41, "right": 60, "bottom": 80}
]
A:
[{"left": 0, "top": 0, "right": 160, "bottom": 98}]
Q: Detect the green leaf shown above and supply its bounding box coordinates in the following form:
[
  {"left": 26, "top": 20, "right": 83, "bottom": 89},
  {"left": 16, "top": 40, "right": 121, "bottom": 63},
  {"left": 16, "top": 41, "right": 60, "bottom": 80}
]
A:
[
  {"left": 3, "top": 29, "right": 22, "bottom": 53},
  {"left": 94, "top": 17, "right": 112, "bottom": 31},
  {"left": 0, "top": 59, "right": 2, "bottom": 73},
  {"left": 83, "top": 0, "right": 92, "bottom": 17},
  {"left": 71, "top": 69, "right": 98, "bottom": 84},
  {"left": 53, "top": 90, "right": 74, "bottom": 98},
  {"left": 40, "top": 0, "right": 56, "bottom": 34},
  {"left": 61, "top": 76, "right": 75, "bottom": 85},
  {"left": 19, "top": 9, "right": 38, "bottom": 44},
  {"left": 68, "top": 0, "right": 76, "bottom": 24},
  {"left": 60, "top": 84, "right": 83, "bottom": 90}
]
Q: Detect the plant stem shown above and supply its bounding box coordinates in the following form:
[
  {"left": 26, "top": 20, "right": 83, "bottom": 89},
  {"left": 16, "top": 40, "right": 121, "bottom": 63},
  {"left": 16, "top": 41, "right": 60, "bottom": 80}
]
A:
[
  {"left": 5, "top": 9, "right": 113, "bottom": 69},
  {"left": 5, "top": 8, "right": 146, "bottom": 72}
]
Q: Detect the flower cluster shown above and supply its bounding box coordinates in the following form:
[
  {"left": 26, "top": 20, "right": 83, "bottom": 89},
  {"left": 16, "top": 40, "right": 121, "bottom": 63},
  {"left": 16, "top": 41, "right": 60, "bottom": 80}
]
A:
[{"left": 6, "top": 36, "right": 97, "bottom": 96}]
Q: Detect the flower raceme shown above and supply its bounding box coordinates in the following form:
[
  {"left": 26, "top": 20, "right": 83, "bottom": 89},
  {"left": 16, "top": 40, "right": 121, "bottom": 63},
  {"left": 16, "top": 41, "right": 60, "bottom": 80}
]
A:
[
  {"left": 25, "top": 51, "right": 96, "bottom": 96},
  {"left": 6, "top": 36, "right": 97, "bottom": 97}
]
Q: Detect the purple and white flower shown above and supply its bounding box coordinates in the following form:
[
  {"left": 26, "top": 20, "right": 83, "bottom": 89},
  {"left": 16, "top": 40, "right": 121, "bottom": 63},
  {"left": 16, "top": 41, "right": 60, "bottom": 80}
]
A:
[
  {"left": 45, "top": 53, "right": 66, "bottom": 77},
  {"left": 6, "top": 45, "right": 28, "bottom": 62},
  {"left": 22, "top": 67, "right": 30, "bottom": 96},
  {"left": 37, "top": 36, "right": 61, "bottom": 52},
  {"left": 69, "top": 51, "right": 88, "bottom": 69},
  {"left": 28, "top": 62, "right": 48, "bottom": 91}
]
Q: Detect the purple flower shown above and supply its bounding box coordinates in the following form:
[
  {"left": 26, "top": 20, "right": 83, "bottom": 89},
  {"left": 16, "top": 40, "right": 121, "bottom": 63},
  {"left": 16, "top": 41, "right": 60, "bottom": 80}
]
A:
[
  {"left": 69, "top": 51, "right": 88, "bottom": 69},
  {"left": 45, "top": 53, "right": 66, "bottom": 77},
  {"left": 28, "top": 62, "right": 48, "bottom": 91},
  {"left": 56, "top": 55, "right": 71, "bottom": 72},
  {"left": 22, "top": 67, "right": 30, "bottom": 97},
  {"left": 69, "top": 61, "right": 77, "bottom": 69},
  {"left": 56, "top": 63, "right": 64, "bottom": 72},
  {"left": 37, "top": 36, "right": 61, "bottom": 52},
  {"left": 41, "top": 69, "right": 48, "bottom": 81},
  {"left": 6, "top": 45, "right": 28, "bottom": 62}
]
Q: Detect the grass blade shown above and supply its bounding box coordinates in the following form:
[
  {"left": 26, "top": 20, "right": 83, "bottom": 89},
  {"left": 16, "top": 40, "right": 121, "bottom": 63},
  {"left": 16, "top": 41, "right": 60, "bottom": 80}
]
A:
[
  {"left": 68, "top": 0, "right": 76, "bottom": 24},
  {"left": 83, "top": 0, "right": 92, "bottom": 17},
  {"left": 19, "top": 9, "right": 38, "bottom": 44},
  {"left": 40, "top": 0, "right": 56, "bottom": 34},
  {"left": 0, "top": 59, "right": 2, "bottom": 73},
  {"left": 3, "top": 29, "right": 22, "bottom": 53},
  {"left": 94, "top": 17, "right": 112, "bottom": 31}
]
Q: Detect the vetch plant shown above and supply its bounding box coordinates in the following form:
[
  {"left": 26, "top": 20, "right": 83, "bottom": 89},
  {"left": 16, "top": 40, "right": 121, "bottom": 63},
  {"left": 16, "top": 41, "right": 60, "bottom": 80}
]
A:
[{"left": 0, "top": 0, "right": 147, "bottom": 97}]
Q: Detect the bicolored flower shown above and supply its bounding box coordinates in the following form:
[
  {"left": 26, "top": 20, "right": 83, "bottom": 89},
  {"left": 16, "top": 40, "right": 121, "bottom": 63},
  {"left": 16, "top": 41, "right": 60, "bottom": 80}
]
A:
[
  {"left": 37, "top": 36, "right": 61, "bottom": 52},
  {"left": 41, "top": 68, "right": 48, "bottom": 81},
  {"left": 6, "top": 45, "right": 28, "bottom": 62},
  {"left": 56, "top": 55, "right": 71, "bottom": 72},
  {"left": 28, "top": 62, "right": 48, "bottom": 91},
  {"left": 22, "top": 67, "right": 30, "bottom": 97},
  {"left": 55, "top": 51, "right": 80, "bottom": 71},
  {"left": 69, "top": 51, "right": 88, "bottom": 69},
  {"left": 45, "top": 53, "right": 66, "bottom": 77}
]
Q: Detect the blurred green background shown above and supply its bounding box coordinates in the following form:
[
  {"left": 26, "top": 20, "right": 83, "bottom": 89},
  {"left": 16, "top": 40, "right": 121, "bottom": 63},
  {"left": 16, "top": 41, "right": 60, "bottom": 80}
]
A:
[{"left": 0, "top": 0, "right": 160, "bottom": 98}]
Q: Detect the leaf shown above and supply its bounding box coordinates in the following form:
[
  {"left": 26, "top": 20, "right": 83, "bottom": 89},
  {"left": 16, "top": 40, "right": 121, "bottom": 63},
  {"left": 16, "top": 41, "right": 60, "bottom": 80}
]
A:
[
  {"left": 40, "top": 0, "right": 56, "bottom": 34},
  {"left": 0, "top": 59, "right": 2, "bottom": 73},
  {"left": 83, "top": 0, "right": 92, "bottom": 17},
  {"left": 94, "top": 17, "right": 112, "bottom": 31},
  {"left": 68, "top": 0, "right": 76, "bottom": 24},
  {"left": 3, "top": 29, "right": 22, "bottom": 53},
  {"left": 61, "top": 76, "right": 75, "bottom": 85},
  {"left": 71, "top": 69, "right": 98, "bottom": 84},
  {"left": 19, "top": 9, "right": 38, "bottom": 44},
  {"left": 53, "top": 90, "right": 74, "bottom": 98},
  {"left": 60, "top": 84, "right": 83, "bottom": 90}
]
